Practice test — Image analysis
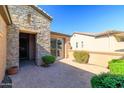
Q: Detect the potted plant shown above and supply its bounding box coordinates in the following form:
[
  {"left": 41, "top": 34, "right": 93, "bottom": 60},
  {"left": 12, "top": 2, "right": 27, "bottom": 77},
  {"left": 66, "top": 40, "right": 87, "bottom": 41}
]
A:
[
  {"left": 41, "top": 55, "right": 56, "bottom": 67},
  {"left": 6, "top": 66, "right": 18, "bottom": 75}
]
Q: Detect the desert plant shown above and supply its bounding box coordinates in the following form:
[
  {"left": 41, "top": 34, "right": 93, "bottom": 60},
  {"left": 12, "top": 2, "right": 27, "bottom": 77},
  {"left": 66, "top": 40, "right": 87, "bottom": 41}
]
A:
[
  {"left": 91, "top": 73, "right": 124, "bottom": 88},
  {"left": 42, "top": 55, "right": 56, "bottom": 67},
  {"left": 73, "top": 51, "right": 89, "bottom": 63},
  {"left": 109, "top": 59, "right": 124, "bottom": 75}
]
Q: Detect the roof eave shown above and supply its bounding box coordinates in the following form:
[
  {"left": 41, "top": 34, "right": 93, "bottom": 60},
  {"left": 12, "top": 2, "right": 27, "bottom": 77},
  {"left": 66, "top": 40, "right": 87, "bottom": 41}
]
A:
[
  {"left": 51, "top": 31, "right": 71, "bottom": 37},
  {"left": 73, "top": 32, "right": 95, "bottom": 37},
  {"left": 0, "top": 5, "right": 12, "bottom": 25},
  {"left": 30, "top": 5, "right": 53, "bottom": 21}
]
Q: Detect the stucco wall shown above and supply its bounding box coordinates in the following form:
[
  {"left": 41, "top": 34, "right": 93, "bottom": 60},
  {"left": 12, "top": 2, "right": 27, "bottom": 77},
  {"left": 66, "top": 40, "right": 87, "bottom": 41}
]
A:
[
  {"left": 70, "top": 34, "right": 95, "bottom": 51},
  {"left": 7, "top": 5, "right": 51, "bottom": 68},
  {"left": 0, "top": 14, "right": 7, "bottom": 82},
  {"left": 68, "top": 50, "right": 124, "bottom": 68},
  {"left": 88, "top": 52, "right": 123, "bottom": 68},
  {"left": 70, "top": 33, "right": 124, "bottom": 52}
]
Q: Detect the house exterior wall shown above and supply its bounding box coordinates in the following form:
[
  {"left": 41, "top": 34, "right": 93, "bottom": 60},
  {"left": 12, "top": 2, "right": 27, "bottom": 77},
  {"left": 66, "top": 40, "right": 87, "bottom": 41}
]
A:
[
  {"left": 7, "top": 5, "right": 51, "bottom": 68},
  {"left": 88, "top": 51, "right": 123, "bottom": 67},
  {"left": 70, "top": 33, "right": 124, "bottom": 67},
  {"left": 94, "top": 36, "right": 124, "bottom": 52},
  {"left": 70, "top": 33, "right": 124, "bottom": 52},
  {"left": 7, "top": 24, "right": 19, "bottom": 68},
  {"left": 95, "top": 36, "right": 117, "bottom": 52},
  {"left": 0, "top": 14, "right": 7, "bottom": 82},
  {"left": 70, "top": 34, "right": 95, "bottom": 51},
  {"left": 109, "top": 36, "right": 124, "bottom": 52},
  {"left": 68, "top": 50, "right": 124, "bottom": 67}
]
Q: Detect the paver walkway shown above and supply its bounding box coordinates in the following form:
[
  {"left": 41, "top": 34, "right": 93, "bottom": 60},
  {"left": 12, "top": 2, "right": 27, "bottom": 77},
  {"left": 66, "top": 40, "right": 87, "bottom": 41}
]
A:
[
  {"left": 60, "top": 59, "right": 109, "bottom": 74},
  {"left": 10, "top": 59, "right": 109, "bottom": 88}
]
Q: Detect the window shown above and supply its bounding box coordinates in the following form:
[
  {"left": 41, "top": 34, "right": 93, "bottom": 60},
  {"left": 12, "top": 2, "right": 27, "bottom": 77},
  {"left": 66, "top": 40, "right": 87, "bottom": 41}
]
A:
[
  {"left": 81, "top": 41, "right": 83, "bottom": 48},
  {"left": 76, "top": 42, "right": 78, "bottom": 48}
]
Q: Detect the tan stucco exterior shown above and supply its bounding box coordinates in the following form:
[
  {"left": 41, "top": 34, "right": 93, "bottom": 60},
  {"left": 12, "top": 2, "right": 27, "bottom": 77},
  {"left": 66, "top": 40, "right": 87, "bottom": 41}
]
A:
[
  {"left": 68, "top": 50, "right": 124, "bottom": 67},
  {"left": 69, "top": 31, "right": 124, "bottom": 67},
  {"left": 0, "top": 5, "right": 11, "bottom": 83},
  {"left": 88, "top": 51, "right": 124, "bottom": 67},
  {"left": 70, "top": 32, "right": 124, "bottom": 52},
  {"left": 0, "top": 14, "right": 7, "bottom": 83}
]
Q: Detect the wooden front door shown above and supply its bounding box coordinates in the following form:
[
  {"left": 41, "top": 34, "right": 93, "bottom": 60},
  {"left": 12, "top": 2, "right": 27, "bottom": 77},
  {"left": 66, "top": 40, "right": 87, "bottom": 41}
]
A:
[{"left": 19, "top": 33, "right": 29, "bottom": 60}]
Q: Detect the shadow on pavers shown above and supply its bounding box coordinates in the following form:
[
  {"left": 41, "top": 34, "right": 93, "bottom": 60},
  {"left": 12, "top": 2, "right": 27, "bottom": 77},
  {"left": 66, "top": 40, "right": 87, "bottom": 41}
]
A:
[{"left": 0, "top": 74, "right": 12, "bottom": 88}]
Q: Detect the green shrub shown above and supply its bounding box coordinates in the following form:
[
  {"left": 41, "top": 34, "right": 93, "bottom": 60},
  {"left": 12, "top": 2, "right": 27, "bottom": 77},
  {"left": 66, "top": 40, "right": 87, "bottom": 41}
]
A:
[
  {"left": 73, "top": 51, "right": 89, "bottom": 63},
  {"left": 91, "top": 73, "right": 124, "bottom": 88},
  {"left": 109, "top": 59, "right": 124, "bottom": 75},
  {"left": 42, "top": 55, "right": 56, "bottom": 65}
]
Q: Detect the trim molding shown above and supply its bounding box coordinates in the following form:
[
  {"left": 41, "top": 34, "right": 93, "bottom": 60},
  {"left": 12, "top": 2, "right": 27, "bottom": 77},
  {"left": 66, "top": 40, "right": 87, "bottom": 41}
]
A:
[
  {"left": 20, "top": 28, "right": 39, "bottom": 34},
  {"left": 30, "top": 5, "right": 52, "bottom": 21},
  {"left": 0, "top": 5, "right": 12, "bottom": 25}
]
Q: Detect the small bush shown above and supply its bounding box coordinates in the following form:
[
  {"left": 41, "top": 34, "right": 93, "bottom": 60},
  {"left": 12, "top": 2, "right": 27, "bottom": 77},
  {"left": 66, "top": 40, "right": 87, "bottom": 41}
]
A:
[
  {"left": 109, "top": 59, "right": 124, "bottom": 75},
  {"left": 91, "top": 73, "right": 124, "bottom": 88},
  {"left": 42, "top": 55, "right": 56, "bottom": 65},
  {"left": 73, "top": 51, "right": 89, "bottom": 63}
]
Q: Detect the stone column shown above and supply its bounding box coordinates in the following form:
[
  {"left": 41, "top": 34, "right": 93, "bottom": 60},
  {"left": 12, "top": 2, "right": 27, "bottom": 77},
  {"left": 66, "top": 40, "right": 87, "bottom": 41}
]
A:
[
  {"left": 7, "top": 24, "right": 19, "bottom": 69},
  {"left": 36, "top": 29, "right": 50, "bottom": 65}
]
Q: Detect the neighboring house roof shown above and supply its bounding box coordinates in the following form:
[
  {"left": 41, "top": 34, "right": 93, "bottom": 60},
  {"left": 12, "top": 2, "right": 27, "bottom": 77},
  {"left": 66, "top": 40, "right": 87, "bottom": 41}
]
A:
[
  {"left": 73, "top": 30, "right": 124, "bottom": 37},
  {"left": 95, "top": 30, "right": 124, "bottom": 37},
  {"left": 73, "top": 32, "right": 96, "bottom": 37},
  {"left": 0, "top": 5, "right": 12, "bottom": 25},
  {"left": 51, "top": 31, "right": 71, "bottom": 37},
  {"left": 30, "top": 5, "right": 52, "bottom": 21}
]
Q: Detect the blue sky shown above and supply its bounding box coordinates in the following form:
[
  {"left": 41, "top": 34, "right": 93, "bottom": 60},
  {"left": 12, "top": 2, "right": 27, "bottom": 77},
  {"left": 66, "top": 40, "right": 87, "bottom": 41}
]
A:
[{"left": 39, "top": 5, "right": 124, "bottom": 35}]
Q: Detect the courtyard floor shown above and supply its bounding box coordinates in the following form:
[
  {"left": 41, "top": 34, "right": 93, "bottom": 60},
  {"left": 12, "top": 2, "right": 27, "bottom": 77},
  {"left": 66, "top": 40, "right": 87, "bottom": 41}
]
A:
[{"left": 10, "top": 59, "right": 109, "bottom": 88}]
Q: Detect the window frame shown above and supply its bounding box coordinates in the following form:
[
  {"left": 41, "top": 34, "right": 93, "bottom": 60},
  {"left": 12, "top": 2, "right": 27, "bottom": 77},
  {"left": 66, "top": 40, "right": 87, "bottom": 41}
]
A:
[
  {"left": 81, "top": 41, "right": 83, "bottom": 48},
  {"left": 76, "top": 42, "right": 78, "bottom": 48}
]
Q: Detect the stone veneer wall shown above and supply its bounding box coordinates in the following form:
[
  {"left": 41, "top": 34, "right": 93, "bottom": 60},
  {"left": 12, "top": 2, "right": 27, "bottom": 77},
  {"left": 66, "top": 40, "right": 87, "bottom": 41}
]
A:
[
  {"left": 7, "top": 24, "right": 19, "bottom": 68},
  {"left": 7, "top": 5, "right": 51, "bottom": 68}
]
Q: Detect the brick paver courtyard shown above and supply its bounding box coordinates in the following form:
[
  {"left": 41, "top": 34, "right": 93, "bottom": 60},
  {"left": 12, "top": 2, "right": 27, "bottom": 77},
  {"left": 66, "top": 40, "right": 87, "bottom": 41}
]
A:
[{"left": 10, "top": 59, "right": 109, "bottom": 88}]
